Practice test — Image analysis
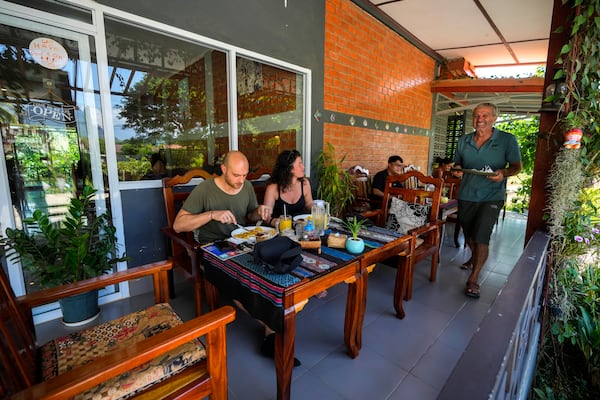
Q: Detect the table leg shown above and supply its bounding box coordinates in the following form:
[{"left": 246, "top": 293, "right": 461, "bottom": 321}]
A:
[
  {"left": 393, "top": 256, "right": 409, "bottom": 319},
  {"left": 344, "top": 270, "right": 367, "bottom": 358},
  {"left": 275, "top": 312, "right": 296, "bottom": 400},
  {"left": 204, "top": 278, "right": 219, "bottom": 312},
  {"left": 454, "top": 219, "right": 461, "bottom": 248}
]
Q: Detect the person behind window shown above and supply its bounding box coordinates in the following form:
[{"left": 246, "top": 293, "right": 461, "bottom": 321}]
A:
[
  {"left": 262, "top": 149, "right": 313, "bottom": 228},
  {"left": 143, "top": 152, "right": 167, "bottom": 180},
  {"left": 453, "top": 102, "right": 521, "bottom": 299},
  {"left": 370, "top": 155, "right": 404, "bottom": 199}
]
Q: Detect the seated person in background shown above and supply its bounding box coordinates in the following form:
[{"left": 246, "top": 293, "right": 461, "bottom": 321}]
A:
[
  {"left": 263, "top": 149, "right": 313, "bottom": 228},
  {"left": 172, "top": 151, "right": 302, "bottom": 365},
  {"left": 371, "top": 155, "right": 405, "bottom": 199},
  {"left": 432, "top": 157, "right": 454, "bottom": 178}
]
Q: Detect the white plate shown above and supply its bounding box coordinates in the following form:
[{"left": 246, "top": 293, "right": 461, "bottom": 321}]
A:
[
  {"left": 452, "top": 168, "right": 496, "bottom": 176},
  {"left": 293, "top": 214, "right": 311, "bottom": 222},
  {"left": 231, "top": 226, "right": 276, "bottom": 243}
]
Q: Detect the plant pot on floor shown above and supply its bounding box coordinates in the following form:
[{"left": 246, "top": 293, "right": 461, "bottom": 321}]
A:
[{"left": 59, "top": 289, "right": 100, "bottom": 326}]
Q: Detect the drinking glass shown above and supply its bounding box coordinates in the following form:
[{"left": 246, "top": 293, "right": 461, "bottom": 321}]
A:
[
  {"left": 311, "top": 204, "right": 325, "bottom": 235},
  {"left": 279, "top": 215, "right": 293, "bottom": 233}
]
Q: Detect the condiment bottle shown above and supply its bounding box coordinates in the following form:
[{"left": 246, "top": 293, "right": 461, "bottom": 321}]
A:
[{"left": 303, "top": 219, "right": 315, "bottom": 240}]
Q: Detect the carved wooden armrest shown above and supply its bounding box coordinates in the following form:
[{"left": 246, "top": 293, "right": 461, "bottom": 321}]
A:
[
  {"left": 11, "top": 306, "right": 236, "bottom": 400},
  {"left": 17, "top": 260, "right": 173, "bottom": 311}
]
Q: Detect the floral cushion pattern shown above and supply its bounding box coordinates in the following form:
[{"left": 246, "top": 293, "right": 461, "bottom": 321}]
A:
[
  {"left": 40, "top": 303, "right": 206, "bottom": 400},
  {"left": 385, "top": 197, "right": 430, "bottom": 235}
]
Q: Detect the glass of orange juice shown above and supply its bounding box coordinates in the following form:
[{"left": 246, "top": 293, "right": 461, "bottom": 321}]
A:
[{"left": 279, "top": 215, "right": 292, "bottom": 233}]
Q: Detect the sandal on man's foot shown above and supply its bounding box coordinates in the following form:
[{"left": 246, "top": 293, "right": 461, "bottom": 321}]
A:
[
  {"left": 465, "top": 282, "right": 480, "bottom": 298},
  {"left": 460, "top": 262, "right": 473, "bottom": 270}
]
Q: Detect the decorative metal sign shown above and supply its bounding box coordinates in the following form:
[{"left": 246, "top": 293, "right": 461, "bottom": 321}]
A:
[
  {"left": 29, "top": 37, "right": 68, "bottom": 70},
  {"left": 24, "top": 102, "right": 76, "bottom": 124}
]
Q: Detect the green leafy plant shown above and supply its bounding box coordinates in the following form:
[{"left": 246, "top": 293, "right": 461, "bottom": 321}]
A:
[
  {"left": 342, "top": 216, "right": 367, "bottom": 240},
  {"left": 552, "top": 0, "right": 600, "bottom": 176},
  {"left": 316, "top": 142, "right": 355, "bottom": 217},
  {"left": 0, "top": 186, "right": 128, "bottom": 289}
]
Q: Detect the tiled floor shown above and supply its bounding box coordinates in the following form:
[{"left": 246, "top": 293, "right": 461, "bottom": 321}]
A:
[{"left": 36, "top": 213, "right": 527, "bottom": 400}]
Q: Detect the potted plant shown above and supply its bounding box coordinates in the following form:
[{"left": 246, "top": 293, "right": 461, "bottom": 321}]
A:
[
  {"left": 342, "top": 216, "right": 367, "bottom": 254},
  {"left": 316, "top": 142, "right": 356, "bottom": 218},
  {"left": 0, "top": 185, "right": 128, "bottom": 325}
]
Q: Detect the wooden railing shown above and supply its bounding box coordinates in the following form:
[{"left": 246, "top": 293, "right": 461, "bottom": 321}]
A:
[{"left": 438, "top": 230, "right": 550, "bottom": 400}]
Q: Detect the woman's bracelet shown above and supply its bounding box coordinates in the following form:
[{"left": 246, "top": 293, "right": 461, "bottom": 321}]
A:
[{"left": 210, "top": 211, "right": 213, "bottom": 220}]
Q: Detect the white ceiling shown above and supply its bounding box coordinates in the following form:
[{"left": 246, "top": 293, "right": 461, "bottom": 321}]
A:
[{"left": 370, "top": 0, "right": 553, "bottom": 71}]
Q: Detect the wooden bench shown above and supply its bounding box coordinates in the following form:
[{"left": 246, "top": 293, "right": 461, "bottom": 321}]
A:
[{"left": 0, "top": 260, "right": 236, "bottom": 399}]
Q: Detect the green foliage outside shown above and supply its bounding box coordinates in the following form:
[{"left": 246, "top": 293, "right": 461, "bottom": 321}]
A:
[
  {"left": 117, "top": 157, "right": 152, "bottom": 180},
  {"left": 495, "top": 116, "right": 539, "bottom": 213},
  {"left": 533, "top": 1, "right": 600, "bottom": 396}
]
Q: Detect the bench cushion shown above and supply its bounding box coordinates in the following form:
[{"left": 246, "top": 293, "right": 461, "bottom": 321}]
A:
[{"left": 40, "top": 303, "right": 205, "bottom": 399}]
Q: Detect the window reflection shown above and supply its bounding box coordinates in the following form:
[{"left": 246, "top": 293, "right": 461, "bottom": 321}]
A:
[
  {"left": 106, "top": 17, "right": 229, "bottom": 180},
  {"left": 104, "top": 20, "right": 306, "bottom": 181},
  {"left": 236, "top": 57, "right": 304, "bottom": 173}
]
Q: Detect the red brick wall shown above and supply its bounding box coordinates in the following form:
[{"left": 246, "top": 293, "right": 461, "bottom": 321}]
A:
[{"left": 324, "top": 0, "right": 436, "bottom": 174}]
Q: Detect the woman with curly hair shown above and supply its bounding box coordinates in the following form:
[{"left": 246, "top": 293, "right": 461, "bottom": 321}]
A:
[{"left": 263, "top": 149, "right": 313, "bottom": 228}]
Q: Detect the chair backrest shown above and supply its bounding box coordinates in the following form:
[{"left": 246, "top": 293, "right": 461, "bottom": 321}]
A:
[
  {"left": 162, "top": 168, "right": 217, "bottom": 229},
  {"left": 247, "top": 166, "right": 271, "bottom": 204},
  {"left": 0, "top": 266, "right": 37, "bottom": 395},
  {"left": 444, "top": 177, "right": 461, "bottom": 200},
  {"left": 379, "top": 170, "right": 443, "bottom": 227},
  {"left": 441, "top": 171, "right": 461, "bottom": 199},
  {"left": 247, "top": 166, "right": 272, "bottom": 181},
  {"left": 348, "top": 170, "right": 374, "bottom": 212}
]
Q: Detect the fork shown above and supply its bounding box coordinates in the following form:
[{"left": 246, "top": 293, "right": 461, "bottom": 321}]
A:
[
  {"left": 235, "top": 224, "right": 251, "bottom": 232},
  {"left": 256, "top": 219, "right": 263, "bottom": 227}
]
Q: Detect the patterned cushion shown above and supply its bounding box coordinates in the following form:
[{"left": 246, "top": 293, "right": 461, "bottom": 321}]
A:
[
  {"left": 385, "top": 197, "right": 430, "bottom": 235},
  {"left": 40, "top": 303, "right": 206, "bottom": 400}
]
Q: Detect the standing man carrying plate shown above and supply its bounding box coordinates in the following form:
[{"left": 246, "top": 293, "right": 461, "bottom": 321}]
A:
[{"left": 452, "top": 103, "right": 522, "bottom": 299}]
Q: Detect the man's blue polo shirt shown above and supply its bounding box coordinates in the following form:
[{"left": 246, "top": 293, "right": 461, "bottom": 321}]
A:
[{"left": 454, "top": 128, "right": 521, "bottom": 202}]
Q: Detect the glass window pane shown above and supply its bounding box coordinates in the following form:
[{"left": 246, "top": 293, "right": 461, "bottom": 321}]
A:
[
  {"left": 236, "top": 56, "right": 305, "bottom": 173},
  {"left": 105, "top": 17, "right": 229, "bottom": 180}
]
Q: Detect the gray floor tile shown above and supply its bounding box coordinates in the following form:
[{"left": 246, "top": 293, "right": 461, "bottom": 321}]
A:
[
  {"left": 389, "top": 374, "right": 439, "bottom": 400},
  {"left": 32, "top": 213, "right": 527, "bottom": 399},
  {"left": 411, "top": 340, "right": 464, "bottom": 390}
]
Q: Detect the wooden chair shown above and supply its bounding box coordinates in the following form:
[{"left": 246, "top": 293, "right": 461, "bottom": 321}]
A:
[
  {"left": 0, "top": 259, "right": 236, "bottom": 400},
  {"left": 247, "top": 166, "right": 271, "bottom": 204},
  {"left": 442, "top": 172, "right": 462, "bottom": 247},
  {"left": 347, "top": 169, "right": 380, "bottom": 213},
  {"left": 364, "top": 170, "right": 443, "bottom": 300},
  {"left": 162, "top": 168, "right": 217, "bottom": 316}
]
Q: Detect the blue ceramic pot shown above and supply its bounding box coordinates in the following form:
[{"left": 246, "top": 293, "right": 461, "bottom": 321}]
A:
[
  {"left": 59, "top": 289, "right": 100, "bottom": 326},
  {"left": 345, "top": 238, "right": 365, "bottom": 254}
]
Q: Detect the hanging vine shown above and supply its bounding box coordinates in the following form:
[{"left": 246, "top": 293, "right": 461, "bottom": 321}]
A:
[{"left": 553, "top": 0, "right": 600, "bottom": 175}]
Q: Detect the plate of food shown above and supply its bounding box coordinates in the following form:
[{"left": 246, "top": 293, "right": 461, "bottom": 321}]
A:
[
  {"left": 451, "top": 167, "right": 496, "bottom": 176},
  {"left": 231, "top": 226, "right": 276, "bottom": 243},
  {"left": 293, "top": 214, "right": 311, "bottom": 223}
]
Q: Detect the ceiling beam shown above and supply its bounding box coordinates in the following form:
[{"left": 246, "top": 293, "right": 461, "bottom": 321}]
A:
[{"left": 431, "top": 77, "right": 545, "bottom": 93}]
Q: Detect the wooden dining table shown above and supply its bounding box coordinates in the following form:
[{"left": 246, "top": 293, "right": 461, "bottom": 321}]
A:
[{"left": 200, "top": 223, "right": 414, "bottom": 400}]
